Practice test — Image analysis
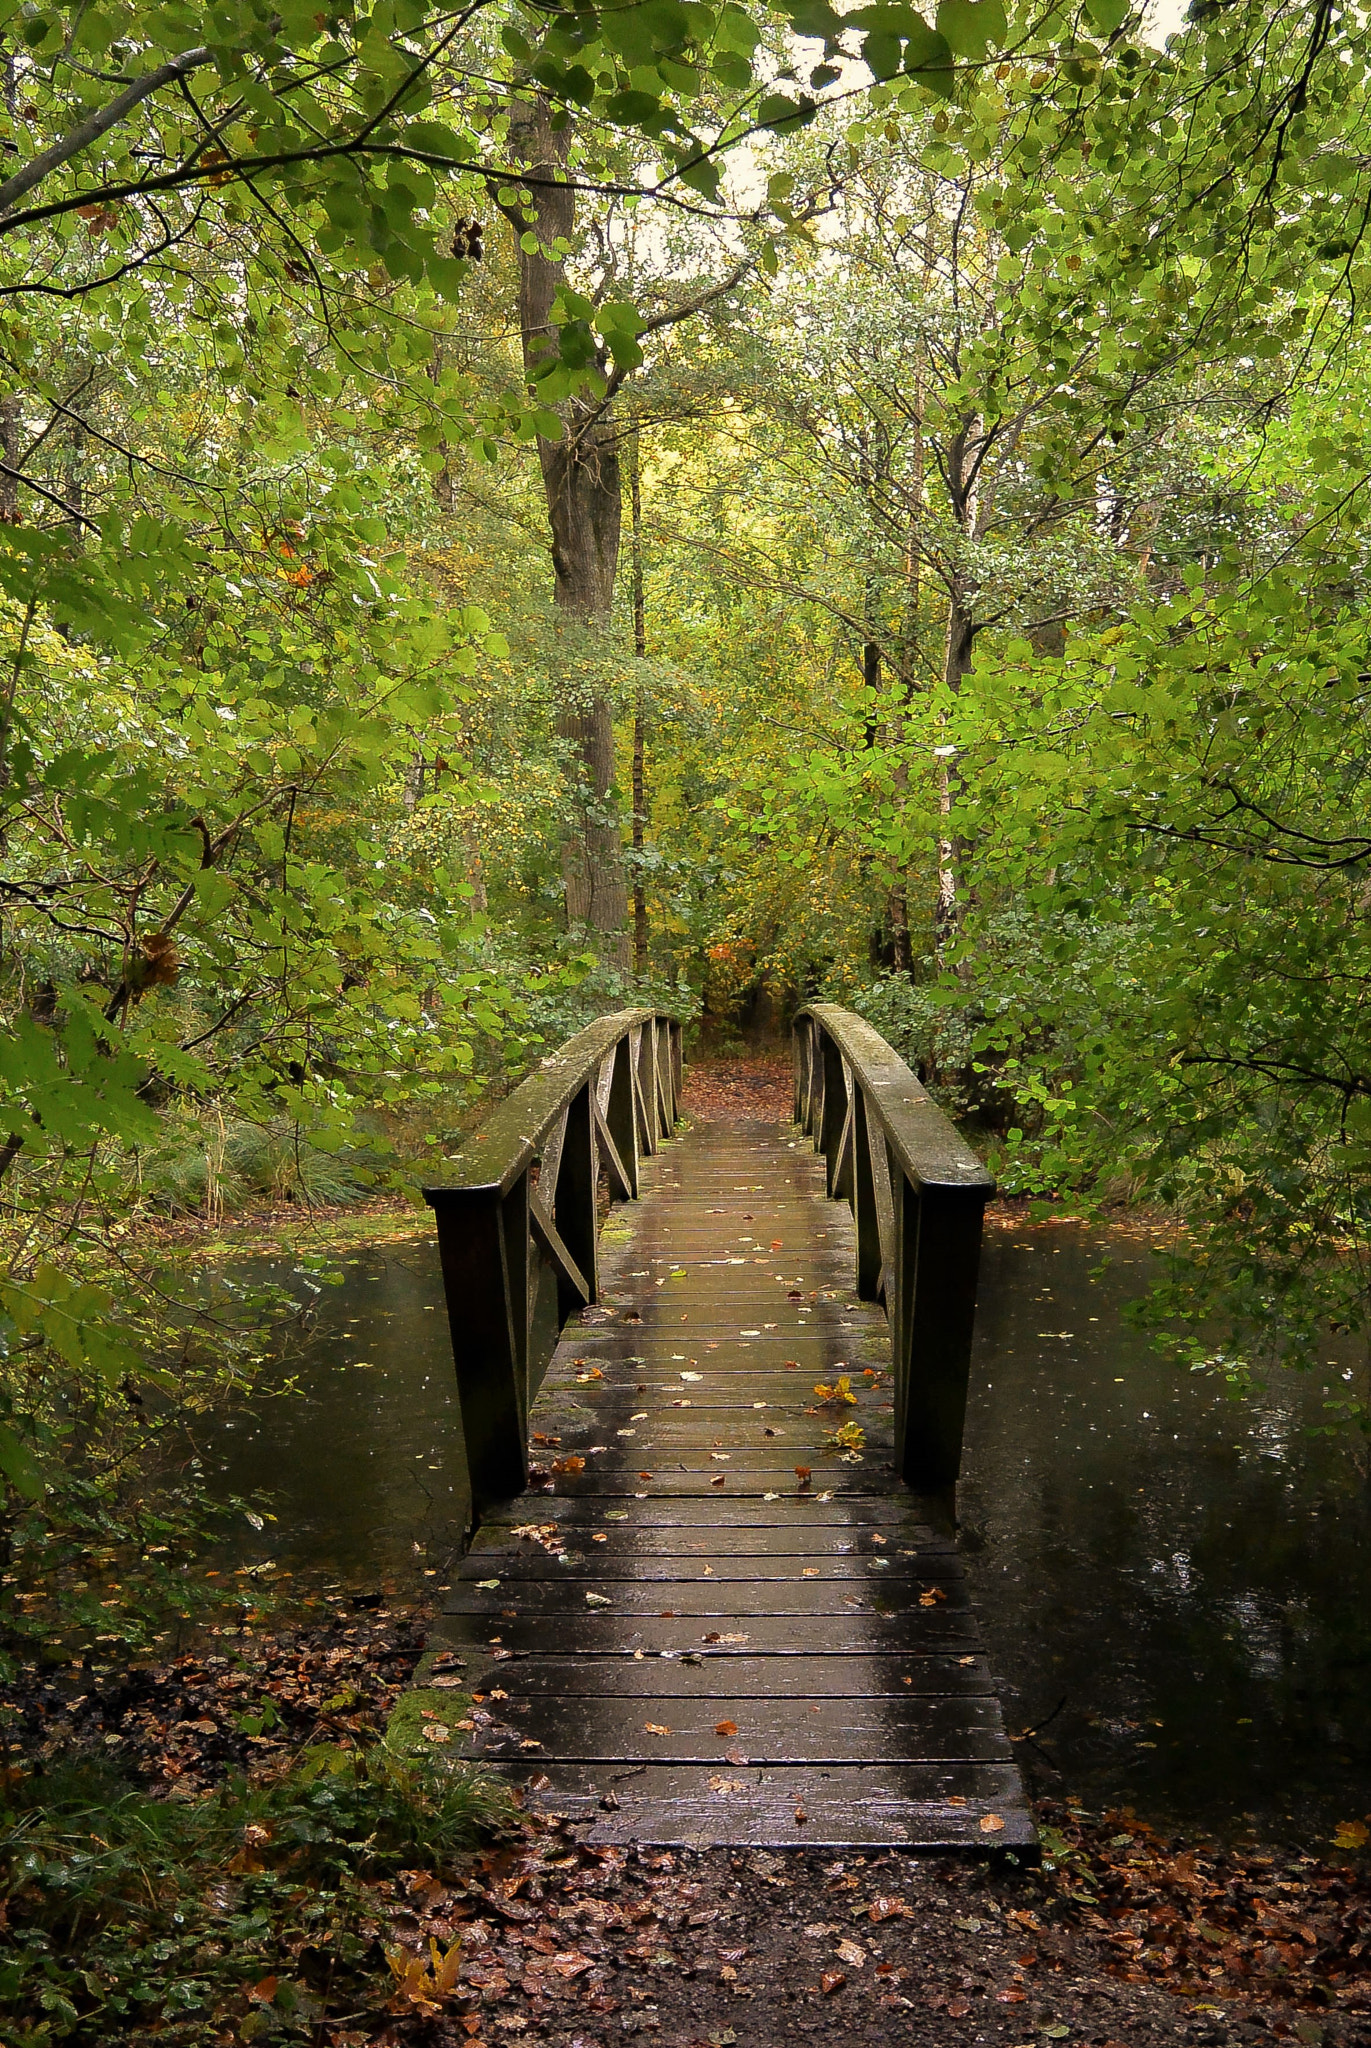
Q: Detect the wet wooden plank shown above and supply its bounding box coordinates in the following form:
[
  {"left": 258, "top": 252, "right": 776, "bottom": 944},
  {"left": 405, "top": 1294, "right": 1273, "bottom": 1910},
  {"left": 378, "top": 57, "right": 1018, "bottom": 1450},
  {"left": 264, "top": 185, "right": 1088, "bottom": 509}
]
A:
[
  {"left": 463, "top": 1694, "right": 1012, "bottom": 1764},
  {"left": 471, "top": 1525, "right": 954, "bottom": 1559},
  {"left": 432, "top": 1612, "right": 983, "bottom": 1659},
  {"left": 454, "top": 1557, "right": 951, "bottom": 1585},
  {"left": 443, "top": 1579, "right": 972, "bottom": 1616},
  {"left": 530, "top": 1768, "right": 1035, "bottom": 1850},
  {"left": 475, "top": 1495, "right": 938, "bottom": 1531},
  {"left": 460, "top": 1653, "right": 993, "bottom": 1697}
]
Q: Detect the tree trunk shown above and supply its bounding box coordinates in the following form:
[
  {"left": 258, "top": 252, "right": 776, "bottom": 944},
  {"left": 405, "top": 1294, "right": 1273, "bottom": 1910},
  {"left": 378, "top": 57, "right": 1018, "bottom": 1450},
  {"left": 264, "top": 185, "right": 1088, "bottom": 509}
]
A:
[
  {"left": 629, "top": 430, "right": 649, "bottom": 978},
  {"left": 502, "top": 98, "right": 629, "bottom": 968},
  {"left": 0, "top": 394, "right": 19, "bottom": 525},
  {"left": 935, "top": 584, "right": 975, "bottom": 952}
]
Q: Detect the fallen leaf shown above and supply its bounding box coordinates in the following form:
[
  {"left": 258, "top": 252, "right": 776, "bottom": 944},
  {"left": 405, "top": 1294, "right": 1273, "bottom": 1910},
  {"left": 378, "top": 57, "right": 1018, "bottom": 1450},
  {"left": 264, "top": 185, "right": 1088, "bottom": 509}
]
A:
[
  {"left": 711, "top": 1475, "right": 726, "bottom": 1487},
  {"left": 996, "top": 1989, "right": 1028, "bottom": 2003},
  {"left": 795, "top": 1806, "right": 808, "bottom": 1824},
  {"left": 980, "top": 1813, "right": 1006, "bottom": 1834},
  {"left": 551, "top": 1456, "right": 585, "bottom": 1475},
  {"left": 868, "top": 1896, "right": 909, "bottom": 1922},
  {"left": 422, "top": 1723, "right": 451, "bottom": 1743},
  {"left": 836, "top": 1939, "right": 867, "bottom": 1968},
  {"left": 644, "top": 1721, "right": 672, "bottom": 1736},
  {"left": 820, "top": 1970, "right": 846, "bottom": 1994},
  {"left": 585, "top": 1592, "right": 612, "bottom": 1607},
  {"left": 715, "top": 1719, "right": 738, "bottom": 1737},
  {"left": 1333, "top": 1819, "right": 1370, "bottom": 1848},
  {"left": 795, "top": 1466, "right": 812, "bottom": 1486},
  {"left": 724, "top": 1747, "right": 748, "bottom": 1765},
  {"left": 638, "top": 1472, "right": 654, "bottom": 1481},
  {"left": 918, "top": 1587, "right": 948, "bottom": 1606},
  {"left": 946, "top": 1999, "right": 970, "bottom": 2018}
]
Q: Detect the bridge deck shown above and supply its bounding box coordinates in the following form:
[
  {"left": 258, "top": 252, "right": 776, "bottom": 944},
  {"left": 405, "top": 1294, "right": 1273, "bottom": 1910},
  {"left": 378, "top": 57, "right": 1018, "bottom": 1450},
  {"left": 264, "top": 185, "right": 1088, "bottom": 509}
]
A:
[{"left": 433, "top": 1114, "right": 1035, "bottom": 1849}]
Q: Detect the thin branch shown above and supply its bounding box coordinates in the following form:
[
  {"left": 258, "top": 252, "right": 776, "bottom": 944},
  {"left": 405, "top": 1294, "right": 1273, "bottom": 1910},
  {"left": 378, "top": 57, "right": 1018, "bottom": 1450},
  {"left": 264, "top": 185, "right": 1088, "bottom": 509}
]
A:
[{"left": 0, "top": 47, "right": 214, "bottom": 218}]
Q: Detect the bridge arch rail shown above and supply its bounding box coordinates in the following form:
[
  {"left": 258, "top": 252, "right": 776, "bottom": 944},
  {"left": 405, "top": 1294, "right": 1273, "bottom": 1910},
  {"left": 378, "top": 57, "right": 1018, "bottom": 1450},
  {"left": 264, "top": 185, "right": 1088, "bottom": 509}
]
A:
[
  {"left": 793, "top": 1003, "right": 994, "bottom": 1498},
  {"left": 424, "top": 1008, "right": 682, "bottom": 1516}
]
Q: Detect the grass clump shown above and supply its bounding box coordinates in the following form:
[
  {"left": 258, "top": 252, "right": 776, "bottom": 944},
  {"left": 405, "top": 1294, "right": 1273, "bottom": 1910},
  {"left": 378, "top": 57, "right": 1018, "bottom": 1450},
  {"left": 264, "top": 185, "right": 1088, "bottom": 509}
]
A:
[{"left": 0, "top": 1747, "right": 514, "bottom": 2043}]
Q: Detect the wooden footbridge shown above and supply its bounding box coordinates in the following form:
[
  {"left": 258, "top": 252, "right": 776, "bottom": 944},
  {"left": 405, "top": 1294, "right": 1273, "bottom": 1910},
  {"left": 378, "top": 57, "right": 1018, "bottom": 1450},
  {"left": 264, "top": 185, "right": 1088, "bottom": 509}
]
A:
[{"left": 423, "top": 1008, "right": 1034, "bottom": 1850}]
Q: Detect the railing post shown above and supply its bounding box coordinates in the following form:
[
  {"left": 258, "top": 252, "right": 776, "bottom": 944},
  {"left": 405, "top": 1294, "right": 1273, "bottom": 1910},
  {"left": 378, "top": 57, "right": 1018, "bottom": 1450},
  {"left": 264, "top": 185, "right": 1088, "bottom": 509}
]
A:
[
  {"left": 818, "top": 1030, "right": 847, "bottom": 1197},
  {"left": 655, "top": 1016, "right": 673, "bottom": 1135},
  {"left": 794, "top": 1015, "right": 818, "bottom": 1131},
  {"left": 554, "top": 1081, "right": 599, "bottom": 1309},
  {"left": 605, "top": 1034, "right": 640, "bottom": 1198},
  {"left": 892, "top": 1177, "right": 987, "bottom": 1493},
  {"left": 424, "top": 1179, "right": 529, "bottom": 1517},
  {"left": 852, "top": 1088, "right": 882, "bottom": 1301},
  {"left": 635, "top": 1024, "right": 659, "bottom": 1156}
]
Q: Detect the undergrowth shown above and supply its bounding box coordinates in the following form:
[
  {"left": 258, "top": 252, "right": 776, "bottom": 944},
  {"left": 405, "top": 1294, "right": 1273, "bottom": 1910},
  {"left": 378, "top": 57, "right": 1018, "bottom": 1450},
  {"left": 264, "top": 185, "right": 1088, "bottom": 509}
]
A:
[{"left": 0, "top": 1747, "right": 514, "bottom": 2044}]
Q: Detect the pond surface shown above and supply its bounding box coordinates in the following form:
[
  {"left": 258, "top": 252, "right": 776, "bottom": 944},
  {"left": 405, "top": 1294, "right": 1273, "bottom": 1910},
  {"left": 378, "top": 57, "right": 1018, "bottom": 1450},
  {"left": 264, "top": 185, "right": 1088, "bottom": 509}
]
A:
[
  {"left": 198, "top": 1237, "right": 470, "bottom": 1587},
  {"left": 196, "top": 1214, "right": 1371, "bottom": 1846},
  {"left": 961, "top": 1218, "right": 1371, "bottom": 1848}
]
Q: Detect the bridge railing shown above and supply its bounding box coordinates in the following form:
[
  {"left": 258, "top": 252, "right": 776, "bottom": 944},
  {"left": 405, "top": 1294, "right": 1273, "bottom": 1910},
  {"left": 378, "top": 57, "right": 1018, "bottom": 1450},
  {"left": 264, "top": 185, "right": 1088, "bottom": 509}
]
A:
[
  {"left": 792, "top": 1004, "right": 994, "bottom": 1497},
  {"left": 424, "top": 1009, "right": 682, "bottom": 1519}
]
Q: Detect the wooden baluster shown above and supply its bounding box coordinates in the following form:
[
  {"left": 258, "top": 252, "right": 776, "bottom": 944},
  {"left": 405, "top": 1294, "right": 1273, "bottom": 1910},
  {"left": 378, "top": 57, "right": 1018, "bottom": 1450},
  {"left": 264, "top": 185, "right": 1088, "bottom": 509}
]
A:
[
  {"left": 892, "top": 1175, "right": 988, "bottom": 1496},
  {"left": 669, "top": 1018, "right": 683, "bottom": 1122},
  {"left": 424, "top": 1176, "right": 530, "bottom": 1520},
  {"left": 554, "top": 1081, "right": 599, "bottom": 1309},
  {"left": 635, "top": 1023, "right": 659, "bottom": 1156},
  {"left": 818, "top": 1030, "right": 847, "bottom": 1197},
  {"left": 802, "top": 1018, "right": 818, "bottom": 1133},
  {"left": 654, "top": 1016, "right": 672, "bottom": 1136},
  {"left": 605, "top": 1033, "right": 641, "bottom": 1199},
  {"left": 852, "top": 1087, "right": 882, "bottom": 1301}
]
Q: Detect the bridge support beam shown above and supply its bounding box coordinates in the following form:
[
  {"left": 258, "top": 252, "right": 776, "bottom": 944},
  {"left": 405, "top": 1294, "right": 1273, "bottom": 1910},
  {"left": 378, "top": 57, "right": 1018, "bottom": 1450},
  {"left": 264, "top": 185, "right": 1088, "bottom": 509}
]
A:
[{"left": 427, "top": 1181, "right": 530, "bottom": 1515}]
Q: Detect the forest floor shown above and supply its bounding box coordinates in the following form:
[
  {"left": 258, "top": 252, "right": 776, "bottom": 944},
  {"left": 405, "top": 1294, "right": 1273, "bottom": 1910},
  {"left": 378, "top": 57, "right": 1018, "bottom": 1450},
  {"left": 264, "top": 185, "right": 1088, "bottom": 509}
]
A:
[
  {"left": 4, "top": 1050, "right": 1368, "bottom": 2043},
  {"left": 2, "top": 1584, "right": 1368, "bottom": 2047}
]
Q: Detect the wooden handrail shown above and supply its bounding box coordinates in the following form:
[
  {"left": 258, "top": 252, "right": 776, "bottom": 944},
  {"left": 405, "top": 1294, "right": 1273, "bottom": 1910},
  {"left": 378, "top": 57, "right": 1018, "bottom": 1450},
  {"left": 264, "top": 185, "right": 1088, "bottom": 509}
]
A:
[
  {"left": 424, "top": 1009, "right": 682, "bottom": 1520},
  {"left": 793, "top": 1003, "right": 994, "bottom": 1500}
]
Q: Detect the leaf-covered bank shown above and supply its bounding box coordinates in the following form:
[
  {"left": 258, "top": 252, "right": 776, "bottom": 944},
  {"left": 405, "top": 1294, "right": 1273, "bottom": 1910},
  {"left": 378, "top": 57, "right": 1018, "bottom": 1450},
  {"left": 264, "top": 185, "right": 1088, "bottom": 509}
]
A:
[{"left": 2, "top": 1561, "right": 1368, "bottom": 2048}]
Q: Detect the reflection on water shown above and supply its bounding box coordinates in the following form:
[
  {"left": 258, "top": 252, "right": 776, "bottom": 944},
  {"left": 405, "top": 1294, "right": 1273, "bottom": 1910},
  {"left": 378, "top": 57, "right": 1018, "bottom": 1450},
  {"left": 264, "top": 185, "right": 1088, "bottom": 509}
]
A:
[
  {"left": 198, "top": 1237, "right": 470, "bottom": 1582},
  {"left": 960, "top": 1220, "right": 1371, "bottom": 1844},
  {"left": 197, "top": 1215, "right": 1370, "bottom": 1843}
]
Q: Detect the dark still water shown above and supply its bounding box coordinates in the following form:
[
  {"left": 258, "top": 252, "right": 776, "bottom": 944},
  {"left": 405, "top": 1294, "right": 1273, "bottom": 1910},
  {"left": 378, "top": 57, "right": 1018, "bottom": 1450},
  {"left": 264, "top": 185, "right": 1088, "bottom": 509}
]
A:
[
  {"left": 960, "top": 1218, "right": 1371, "bottom": 1847},
  {"left": 198, "top": 1237, "right": 471, "bottom": 1584},
  {"left": 195, "top": 1216, "right": 1371, "bottom": 1845}
]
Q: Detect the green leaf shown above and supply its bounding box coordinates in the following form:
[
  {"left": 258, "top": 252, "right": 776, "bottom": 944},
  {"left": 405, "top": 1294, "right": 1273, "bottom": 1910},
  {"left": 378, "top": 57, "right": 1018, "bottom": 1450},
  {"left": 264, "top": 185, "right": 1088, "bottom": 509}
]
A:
[
  {"left": 1084, "top": 0, "right": 1129, "bottom": 33},
  {"left": 0, "top": 1423, "right": 44, "bottom": 1499},
  {"left": 936, "top": 0, "right": 1006, "bottom": 58},
  {"left": 903, "top": 20, "right": 955, "bottom": 85}
]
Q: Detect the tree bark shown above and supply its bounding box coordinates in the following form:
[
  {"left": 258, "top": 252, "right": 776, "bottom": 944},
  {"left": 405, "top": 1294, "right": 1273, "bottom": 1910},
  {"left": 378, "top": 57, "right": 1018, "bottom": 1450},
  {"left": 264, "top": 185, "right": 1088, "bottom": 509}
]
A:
[
  {"left": 629, "top": 428, "right": 649, "bottom": 978},
  {"left": 501, "top": 99, "right": 629, "bottom": 969}
]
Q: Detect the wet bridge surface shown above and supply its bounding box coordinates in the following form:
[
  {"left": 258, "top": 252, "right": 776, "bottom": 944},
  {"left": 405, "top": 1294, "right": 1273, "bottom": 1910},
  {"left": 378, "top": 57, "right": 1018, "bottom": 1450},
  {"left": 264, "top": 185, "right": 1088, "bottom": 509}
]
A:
[{"left": 434, "top": 1113, "right": 1034, "bottom": 1850}]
